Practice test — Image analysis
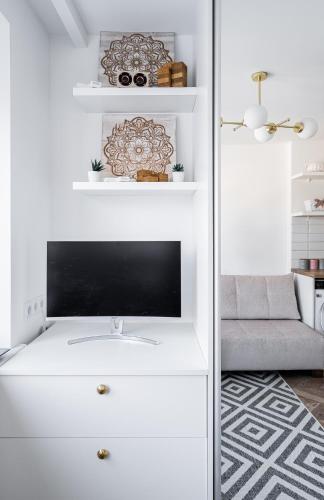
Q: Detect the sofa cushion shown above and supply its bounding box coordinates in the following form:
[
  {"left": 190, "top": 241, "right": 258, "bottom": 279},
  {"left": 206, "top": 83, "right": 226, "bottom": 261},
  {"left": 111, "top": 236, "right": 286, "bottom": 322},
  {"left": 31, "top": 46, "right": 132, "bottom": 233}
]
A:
[
  {"left": 221, "top": 319, "right": 324, "bottom": 371},
  {"left": 221, "top": 274, "right": 300, "bottom": 320}
]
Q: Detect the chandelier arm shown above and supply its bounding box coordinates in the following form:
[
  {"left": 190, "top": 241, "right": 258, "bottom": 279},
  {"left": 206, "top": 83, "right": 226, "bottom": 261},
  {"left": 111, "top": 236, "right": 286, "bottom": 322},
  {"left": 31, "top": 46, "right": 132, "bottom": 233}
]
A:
[
  {"left": 276, "top": 124, "right": 297, "bottom": 129},
  {"left": 276, "top": 122, "right": 304, "bottom": 134},
  {"left": 275, "top": 118, "right": 291, "bottom": 127},
  {"left": 221, "top": 120, "right": 245, "bottom": 127},
  {"left": 264, "top": 123, "right": 277, "bottom": 134}
]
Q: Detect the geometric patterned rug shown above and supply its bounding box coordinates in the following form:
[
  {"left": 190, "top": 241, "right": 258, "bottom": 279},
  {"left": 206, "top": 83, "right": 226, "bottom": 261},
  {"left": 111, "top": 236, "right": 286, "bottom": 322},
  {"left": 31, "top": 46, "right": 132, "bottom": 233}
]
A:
[{"left": 221, "top": 372, "right": 324, "bottom": 499}]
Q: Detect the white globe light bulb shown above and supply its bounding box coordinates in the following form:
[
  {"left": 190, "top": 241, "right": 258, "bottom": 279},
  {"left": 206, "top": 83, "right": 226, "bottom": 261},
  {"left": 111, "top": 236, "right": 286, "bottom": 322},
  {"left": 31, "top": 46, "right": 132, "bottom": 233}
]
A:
[
  {"left": 244, "top": 105, "right": 268, "bottom": 130},
  {"left": 297, "top": 118, "right": 318, "bottom": 139},
  {"left": 254, "top": 126, "right": 274, "bottom": 143}
]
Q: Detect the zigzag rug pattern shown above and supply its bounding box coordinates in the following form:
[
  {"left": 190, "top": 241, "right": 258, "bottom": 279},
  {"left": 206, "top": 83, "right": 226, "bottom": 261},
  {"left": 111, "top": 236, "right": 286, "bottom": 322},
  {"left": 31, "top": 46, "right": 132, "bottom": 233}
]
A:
[{"left": 221, "top": 372, "right": 324, "bottom": 499}]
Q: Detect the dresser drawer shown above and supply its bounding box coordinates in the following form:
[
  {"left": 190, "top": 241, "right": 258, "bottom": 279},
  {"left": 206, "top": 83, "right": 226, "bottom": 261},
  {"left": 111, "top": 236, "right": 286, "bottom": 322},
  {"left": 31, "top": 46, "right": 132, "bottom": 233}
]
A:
[
  {"left": 0, "top": 375, "right": 206, "bottom": 437},
  {"left": 0, "top": 437, "right": 207, "bottom": 500}
]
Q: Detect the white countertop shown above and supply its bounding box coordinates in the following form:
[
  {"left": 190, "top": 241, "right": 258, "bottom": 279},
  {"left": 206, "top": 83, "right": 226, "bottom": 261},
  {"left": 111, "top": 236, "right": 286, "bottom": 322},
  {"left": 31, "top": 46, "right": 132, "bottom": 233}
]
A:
[{"left": 0, "top": 321, "right": 208, "bottom": 376}]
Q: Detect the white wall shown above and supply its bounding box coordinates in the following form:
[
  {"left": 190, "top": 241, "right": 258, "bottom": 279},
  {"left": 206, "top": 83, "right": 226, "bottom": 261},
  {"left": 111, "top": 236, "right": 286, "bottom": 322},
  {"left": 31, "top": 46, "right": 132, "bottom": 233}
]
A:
[
  {"left": 0, "top": 11, "right": 11, "bottom": 347},
  {"left": 49, "top": 35, "right": 195, "bottom": 322},
  {"left": 0, "top": 0, "right": 50, "bottom": 346},
  {"left": 221, "top": 142, "right": 290, "bottom": 275},
  {"left": 193, "top": 3, "right": 214, "bottom": 499},
  {"left": 193, "top": 1, "right": 213, "bottom": 358}
]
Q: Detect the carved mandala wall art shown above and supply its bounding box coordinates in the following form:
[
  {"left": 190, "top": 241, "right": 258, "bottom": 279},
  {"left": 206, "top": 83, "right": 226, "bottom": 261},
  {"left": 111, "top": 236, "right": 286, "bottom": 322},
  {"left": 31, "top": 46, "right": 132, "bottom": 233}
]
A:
[
  {"left": 98, "top": 32, "right": 174, "bottom": 87},
  {"left": 101, "top": 114, "right": 176, "bottom": 179}
]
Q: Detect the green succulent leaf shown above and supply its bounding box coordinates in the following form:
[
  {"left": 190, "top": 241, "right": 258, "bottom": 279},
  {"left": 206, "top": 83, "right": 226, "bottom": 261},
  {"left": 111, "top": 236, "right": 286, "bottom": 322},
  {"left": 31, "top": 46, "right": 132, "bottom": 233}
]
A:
[
  {"left": 172, "top": 163, "right": 184, "bottom": 172},
  {"left": 91, "top": 159, "right": 104, "bottom": 172}
]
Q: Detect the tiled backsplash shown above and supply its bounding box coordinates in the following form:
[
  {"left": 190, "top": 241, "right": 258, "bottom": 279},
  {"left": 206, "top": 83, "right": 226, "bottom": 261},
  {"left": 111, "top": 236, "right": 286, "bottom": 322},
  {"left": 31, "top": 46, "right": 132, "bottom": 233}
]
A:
[{"left": 292, "top": 216, "right": 324, "bottom": 268}]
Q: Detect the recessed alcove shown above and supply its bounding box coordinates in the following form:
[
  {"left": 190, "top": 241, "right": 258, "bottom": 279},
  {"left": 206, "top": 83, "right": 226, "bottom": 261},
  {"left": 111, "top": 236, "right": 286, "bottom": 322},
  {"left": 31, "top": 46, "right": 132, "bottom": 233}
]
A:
[
  {"left": 47, "top": 0, "right": 213, "bottom": 358},
  {"left": 48, "top": 4, "right": 214, "bottom": 493}
]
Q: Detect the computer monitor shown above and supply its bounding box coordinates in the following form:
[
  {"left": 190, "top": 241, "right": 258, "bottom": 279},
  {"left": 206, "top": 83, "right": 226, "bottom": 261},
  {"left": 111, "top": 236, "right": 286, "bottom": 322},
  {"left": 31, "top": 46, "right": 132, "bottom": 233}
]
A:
[{"left": 47, "top": 241, "right": 181, "bottom": 319}]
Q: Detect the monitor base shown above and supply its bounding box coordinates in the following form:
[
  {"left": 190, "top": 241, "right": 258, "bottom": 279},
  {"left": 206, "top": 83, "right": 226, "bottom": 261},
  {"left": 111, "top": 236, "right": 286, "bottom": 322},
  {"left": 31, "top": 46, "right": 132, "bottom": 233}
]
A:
[{"left": 67, "top": 333, "right": 160, "bottom": 346}]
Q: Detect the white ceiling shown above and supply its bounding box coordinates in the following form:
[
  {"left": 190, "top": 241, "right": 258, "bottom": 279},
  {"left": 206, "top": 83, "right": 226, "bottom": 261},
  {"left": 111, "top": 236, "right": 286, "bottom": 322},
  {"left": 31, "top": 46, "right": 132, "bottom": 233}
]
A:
[
  {"left": 29, "top": 0, "right": 197, "bottom": 35},
  {"left": 221, "top": 0, "right": 324, "bottom": 143},
  {"left": 75, "top": 0, "right": 197, "bottom": 34},
  {"left": 28, "top": 0, "right": 65, "bottom": 34}
]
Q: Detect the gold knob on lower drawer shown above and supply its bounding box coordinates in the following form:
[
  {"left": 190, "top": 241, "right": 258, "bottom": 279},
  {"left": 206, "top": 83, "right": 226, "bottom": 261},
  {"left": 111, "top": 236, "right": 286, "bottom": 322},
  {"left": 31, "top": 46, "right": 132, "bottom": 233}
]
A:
[
  {"left": 97, "top": 449, "right": 109, "bottom": 460},
  {"left": 97, "top": 384, "right": 109, "bottom": 395}
]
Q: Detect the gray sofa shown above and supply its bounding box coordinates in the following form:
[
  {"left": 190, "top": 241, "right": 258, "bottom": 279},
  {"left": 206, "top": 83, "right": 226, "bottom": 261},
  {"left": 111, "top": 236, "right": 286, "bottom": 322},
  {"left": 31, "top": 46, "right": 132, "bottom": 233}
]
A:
[{"left": 221, "top": 274, "right": 324, "bottom": 371}]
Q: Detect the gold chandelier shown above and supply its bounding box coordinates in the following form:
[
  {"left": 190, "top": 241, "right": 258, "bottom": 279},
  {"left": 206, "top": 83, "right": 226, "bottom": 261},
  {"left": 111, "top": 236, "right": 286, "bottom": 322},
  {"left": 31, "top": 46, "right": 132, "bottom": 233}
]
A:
[{"left": 221, "top": 71, "right": 318, "bottom": 142}]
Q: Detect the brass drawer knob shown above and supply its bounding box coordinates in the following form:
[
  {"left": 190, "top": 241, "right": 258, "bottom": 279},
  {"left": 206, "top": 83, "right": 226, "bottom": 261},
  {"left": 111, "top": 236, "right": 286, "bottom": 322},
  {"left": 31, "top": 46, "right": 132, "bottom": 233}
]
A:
[
  {"left": 97, "top": 449, "right": 109, "bottom": 460},
  {"left": 97, "top": 384, "right": 109, "bottom": 395}
]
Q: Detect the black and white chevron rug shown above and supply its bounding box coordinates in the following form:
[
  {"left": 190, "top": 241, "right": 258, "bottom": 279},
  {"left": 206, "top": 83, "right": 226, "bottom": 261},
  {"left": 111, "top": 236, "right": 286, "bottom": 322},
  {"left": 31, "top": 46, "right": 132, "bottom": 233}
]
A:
[{"left": 221, "top": 372, "right": 324, "bottom": 499}]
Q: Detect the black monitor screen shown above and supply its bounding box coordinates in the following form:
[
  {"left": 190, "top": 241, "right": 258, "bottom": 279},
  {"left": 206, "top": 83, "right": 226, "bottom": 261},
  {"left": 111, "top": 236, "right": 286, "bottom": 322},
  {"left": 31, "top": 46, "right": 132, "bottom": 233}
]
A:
[{"left": 47, "top": 241, "right": 181, "bottom": 318}]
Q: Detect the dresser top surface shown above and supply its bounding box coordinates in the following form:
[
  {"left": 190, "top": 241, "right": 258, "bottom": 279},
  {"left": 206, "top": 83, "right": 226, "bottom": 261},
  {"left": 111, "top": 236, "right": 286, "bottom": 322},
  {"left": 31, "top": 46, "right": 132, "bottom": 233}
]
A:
[{"left": 0, "top": 322, "right": 208, "bottom": 376}]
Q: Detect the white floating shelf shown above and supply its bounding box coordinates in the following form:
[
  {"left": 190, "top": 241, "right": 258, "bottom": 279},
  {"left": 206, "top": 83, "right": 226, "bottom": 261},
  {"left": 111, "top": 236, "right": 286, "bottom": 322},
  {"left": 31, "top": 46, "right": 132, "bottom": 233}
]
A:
[
  {"left": 291, "top": 172, "right": 324, "bottom": 181},
  {"left": 73, "top": 87, "right": 198, "bottom": 113},
  {"left": 73, "top": 182, "right": 198, "bottom": 196},
  {"left": 292, "top": 211, "right": 324, "bottom": 217}
]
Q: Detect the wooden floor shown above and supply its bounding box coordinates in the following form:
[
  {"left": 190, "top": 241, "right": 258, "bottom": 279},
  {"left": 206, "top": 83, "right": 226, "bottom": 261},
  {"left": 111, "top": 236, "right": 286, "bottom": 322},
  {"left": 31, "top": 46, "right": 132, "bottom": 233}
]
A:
[{"left": 281, "top": 371, "right": 324, "bottom": 426}]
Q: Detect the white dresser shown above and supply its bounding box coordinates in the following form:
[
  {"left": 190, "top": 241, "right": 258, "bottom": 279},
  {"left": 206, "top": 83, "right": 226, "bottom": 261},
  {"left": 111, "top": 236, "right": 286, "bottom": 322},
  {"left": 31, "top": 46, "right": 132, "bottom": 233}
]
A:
[{"left": 0, "top": 321, "right": 208, "bottom": 500}]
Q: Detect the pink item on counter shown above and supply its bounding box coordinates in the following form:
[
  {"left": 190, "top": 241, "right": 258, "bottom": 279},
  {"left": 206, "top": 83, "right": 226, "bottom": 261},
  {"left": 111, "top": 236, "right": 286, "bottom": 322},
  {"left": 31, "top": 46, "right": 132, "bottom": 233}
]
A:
[{"left": 310, "top": 259, "right": 319, "bottom": 270}]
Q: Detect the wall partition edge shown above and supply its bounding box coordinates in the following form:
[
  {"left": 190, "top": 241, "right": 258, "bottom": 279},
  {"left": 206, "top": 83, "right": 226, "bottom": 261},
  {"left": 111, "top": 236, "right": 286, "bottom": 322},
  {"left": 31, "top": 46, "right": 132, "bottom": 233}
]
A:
[
  {"left": 192, "top": 0, "right": 215, "bottom": 497},
  {"left": 0, "top": 12, "right": 11, "bottom": 347},
  {"left": 214, "top": 0, "right": 222, "bottom": 497}
]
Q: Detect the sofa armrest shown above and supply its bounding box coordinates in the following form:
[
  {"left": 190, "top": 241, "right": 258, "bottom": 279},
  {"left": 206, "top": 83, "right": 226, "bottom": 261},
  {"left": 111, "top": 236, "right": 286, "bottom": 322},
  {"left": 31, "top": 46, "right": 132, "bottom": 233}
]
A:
[{"left": 294, "top": 273, "right": 315, "bottom": 328}]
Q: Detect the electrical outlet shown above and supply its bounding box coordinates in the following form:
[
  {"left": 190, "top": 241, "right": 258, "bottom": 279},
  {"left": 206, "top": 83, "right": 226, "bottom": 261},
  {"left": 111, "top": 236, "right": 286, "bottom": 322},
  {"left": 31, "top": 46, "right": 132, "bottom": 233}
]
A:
[
  {"left": 24, "top": 300, "right": 33, "bottom": 320},
  {"left": 24, "top": 295, "right": 45, "bottom": 320},
  {"left": 39, "top": 296, "right": 45, "bottom": 310},
  {"left": 37, "top": 295, "right": 45, "bottom": 315},
  {"left": 33, "top": 301, "right": 38, "bottom": 314}
]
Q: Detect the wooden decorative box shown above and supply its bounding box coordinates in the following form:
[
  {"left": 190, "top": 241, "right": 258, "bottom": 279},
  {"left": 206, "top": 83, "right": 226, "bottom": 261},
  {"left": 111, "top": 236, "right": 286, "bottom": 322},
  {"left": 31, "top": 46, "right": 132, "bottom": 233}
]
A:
[
  {"left": 137, "top": 170, "right": 168, "bottom": 182},
  {"left": 158, "top": 62, "right": 187, "bottom": 87},
  {"left": 171, "top": 62, "right": 187, "bottom": 87},
  {"left": 157, "top": 63, "right": 172, "bottom": 87},
  {"left": 157, "top": 173, "right": 168, "bottom": 182}
]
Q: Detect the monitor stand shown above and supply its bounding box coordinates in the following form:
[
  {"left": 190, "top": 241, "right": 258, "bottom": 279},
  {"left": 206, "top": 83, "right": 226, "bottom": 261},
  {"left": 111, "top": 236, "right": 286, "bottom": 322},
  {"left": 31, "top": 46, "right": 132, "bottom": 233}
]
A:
[{"left": 67, "top": 318, "right": 160, "bottom": 346}]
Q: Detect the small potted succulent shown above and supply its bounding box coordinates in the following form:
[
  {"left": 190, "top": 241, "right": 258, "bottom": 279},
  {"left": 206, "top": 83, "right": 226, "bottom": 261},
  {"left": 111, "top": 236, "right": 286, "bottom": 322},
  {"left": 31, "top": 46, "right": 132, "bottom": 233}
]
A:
[
  {"left": 172, "top": 163, "right": 184, "bottom": 182},
  {"left": 88, "top": 159, "right": 104, "bottom": 182}
]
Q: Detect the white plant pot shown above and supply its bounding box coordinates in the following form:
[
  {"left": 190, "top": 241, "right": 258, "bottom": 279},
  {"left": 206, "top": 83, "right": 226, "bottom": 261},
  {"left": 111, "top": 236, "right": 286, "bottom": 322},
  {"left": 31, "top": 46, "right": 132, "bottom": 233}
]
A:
[
  {"left": 304, "top": 200, "right": 315, "bottom": 212},
  {"left": 88, "top": 171, "right": 102, "bottom": 182},
  {"left": 172, "top": 171, "right": 184, "bottom": 182}
]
